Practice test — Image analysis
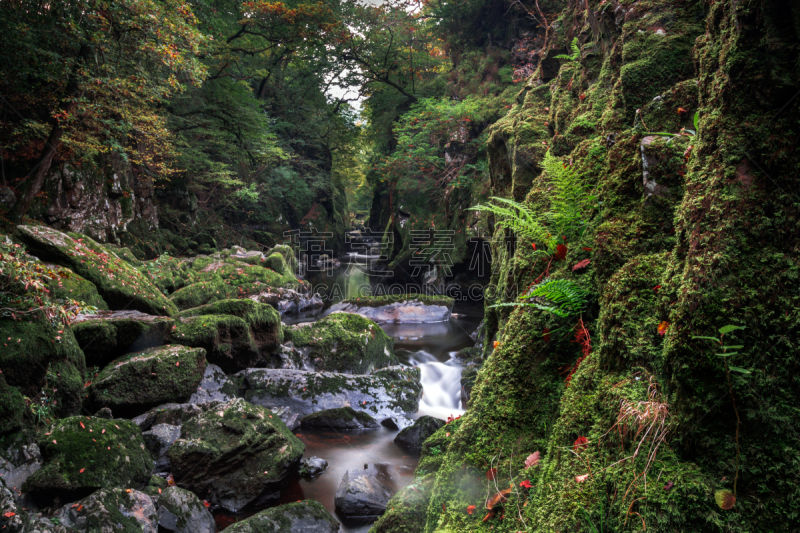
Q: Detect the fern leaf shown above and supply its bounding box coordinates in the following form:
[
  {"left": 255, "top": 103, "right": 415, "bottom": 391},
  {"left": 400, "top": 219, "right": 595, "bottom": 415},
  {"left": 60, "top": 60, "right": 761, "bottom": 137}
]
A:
[{"left": 519, "top": 278, "right": 588, "bottom": 317}]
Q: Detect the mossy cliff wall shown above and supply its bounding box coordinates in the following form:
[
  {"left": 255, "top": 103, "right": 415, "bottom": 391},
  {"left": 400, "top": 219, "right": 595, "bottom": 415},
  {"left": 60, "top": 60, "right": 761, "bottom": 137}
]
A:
[{"left": 390, "top": 1, "right": 800, "bottom": 532}]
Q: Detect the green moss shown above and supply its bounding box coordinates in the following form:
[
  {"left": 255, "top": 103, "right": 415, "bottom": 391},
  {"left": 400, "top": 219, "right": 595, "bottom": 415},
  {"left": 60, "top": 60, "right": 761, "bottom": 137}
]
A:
[
  {"left": 370, "top": 474, "right": 434, "bottom": 533},
  {"left": 263, "top": 252, "right": 288, "bottom": 274},
  {"left": 0, "top": 374, "right": 27, "bottom": 435},
  {"left": 48, "top": 269, "right": 109, "bottom": 310},
  {"left": 168, "top": 314, "right": 260, "bottom": 372},
  {"left": 88, "top": 345, "right": 206, "bottom": 416},
  {"left": 72, "top": 315, "right": 174, "bottom": 367},
  {"left": 223, "top": 500, "right": 337, "bottom": 532},
  {"left": 14, "top": 226, "right": 177, "bottom": 316},
  {"left": 291, "top": 313, "right": 396, "bottom": 374},
  {"left": 23, "top": 417, "right": 152, "bottom": 494}
]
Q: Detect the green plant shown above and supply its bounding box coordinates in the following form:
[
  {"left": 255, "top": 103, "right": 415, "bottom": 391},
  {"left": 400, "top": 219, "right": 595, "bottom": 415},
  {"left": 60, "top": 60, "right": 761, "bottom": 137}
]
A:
[
  {"left": 491, "top": 278, "right": 589, "bottom": 318},
  {"left": 555, "top": 37, "right": 580, "bottom": 62},
  {"left": 469, "top": 151, "right": 593, "bottom": 255},
  {"left": 579, "top": 505, "right": 604, "bottom": 533},
  {"left": 648, "top": 111, "right": 700, "bottom": 142}
]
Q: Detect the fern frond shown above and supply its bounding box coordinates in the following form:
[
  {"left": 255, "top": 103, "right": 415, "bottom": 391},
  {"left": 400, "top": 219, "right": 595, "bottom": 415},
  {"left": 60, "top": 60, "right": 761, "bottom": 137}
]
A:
[
  {"left": 541, "top": 151, "right": 590, "bottom": 241},
  {"left": 469, "top": 196, "right": 551, "bottom": 248},
  {"left": 554, "top": 38, "right": 580, "bottom": 61},
  {"left": 519, "top": 278, "right": 588, "bottom": 317}
]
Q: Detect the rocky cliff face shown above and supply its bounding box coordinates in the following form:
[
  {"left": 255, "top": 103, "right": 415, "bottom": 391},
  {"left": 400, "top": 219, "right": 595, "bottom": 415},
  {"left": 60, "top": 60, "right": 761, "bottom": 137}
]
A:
[{"left": 372, "top": 1, "right": 800, "bottom": 532}]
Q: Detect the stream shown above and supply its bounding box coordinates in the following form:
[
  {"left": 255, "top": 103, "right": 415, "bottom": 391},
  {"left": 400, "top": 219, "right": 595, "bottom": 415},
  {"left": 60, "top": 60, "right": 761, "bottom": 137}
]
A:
[{"left": 217, "top": 255, "right": 482, "bottom": 532}]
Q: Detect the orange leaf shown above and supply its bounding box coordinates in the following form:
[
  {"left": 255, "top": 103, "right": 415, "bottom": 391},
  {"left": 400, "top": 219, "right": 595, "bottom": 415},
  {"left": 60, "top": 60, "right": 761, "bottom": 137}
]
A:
[
  {"left": 486, "top": 488, "right": 512, "bottom": 510},
  {"left": 79, "top": 421, "right": 85, "bottom": 429},
  {"left": 486, "top": 468, "right": 497, "bottom": 480},
  {"left": 4, "top": 511, "right": 15, "bottom": 518},
  {"left": 572, "top": 259, "right": 590, "bottom": 271},
  {"left": 467, "top": 504, "right": 476, "bottom": 515},
  {"left": 79, "top": 468, "right": 85, "bottom": 473},
  {"left": 575, "top": 474, "right": 589, "bottom": 483},
  {"left": 658, "top": 321, "right": 669, "bottom": 336}
]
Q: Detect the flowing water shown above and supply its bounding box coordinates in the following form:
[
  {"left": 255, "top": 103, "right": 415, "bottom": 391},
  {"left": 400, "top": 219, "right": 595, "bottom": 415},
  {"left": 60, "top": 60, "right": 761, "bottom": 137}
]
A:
[{"left": 218, "top": 256, "right": 482, "bottom": 532}]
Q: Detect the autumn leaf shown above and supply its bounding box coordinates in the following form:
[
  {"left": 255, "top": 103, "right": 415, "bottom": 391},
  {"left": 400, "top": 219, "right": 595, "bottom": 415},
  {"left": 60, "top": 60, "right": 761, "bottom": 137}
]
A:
[
  {"left": 542, "top": 328, "right": 551, "bottom": 343},
  {"left": 203, "top": 500, "right": 211, "bottom": 508},
  {"left": 524, "top": 451, "right": 541, "bottom": 469},
  {"left": 663, "top": 481, "right": 674, "bottom": 491},
  {"left": 493, "top": 340, "right": 500, "bottom": 349},
  {"left": 79, "top": 421, "right": 85, "bottom": 429},
  {"left": 572, "top": 259, "right": 590, "bottom": 271},
  {"left": 486, "top": 468, "right": 497, "bottom": 481},
  {"left": 658, "top": 321, "right": 670, "bottom": 336},
  {"left": 573, "top": 436, "right": 589, "bottom": 452},
  {"left": 467, "top": 504, "right": 476, "bottom": 515},
  {"left": 486, "top": 488, "right": 512, "bottom": 510},
  {"left": 554, "top": 244, "right": 568, "bottom": 261},
  {"left": 4, "top": 511, "right": 15, "bottom": 518},
  {"left": 715, "top": 489, "right": 736, "bottom": 510},
  {"left": 79, "top": 468, "right": 85, "bottom": 473},
  {"left": 575, "top": 474, "right": 589, "bottom": 483},
  {"left": 519, "top": 480, "right": 533, "bottom": 489}
]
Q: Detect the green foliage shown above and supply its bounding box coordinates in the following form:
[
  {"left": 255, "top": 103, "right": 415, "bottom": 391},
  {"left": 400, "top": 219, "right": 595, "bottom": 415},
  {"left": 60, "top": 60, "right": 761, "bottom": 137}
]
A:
[
  {"left": 692, "top": 325, "right": 749, "bottom": 374},
  {"left": 492, "top": 278, "right": 589, "bottom": 318},
  {"left": 555, "top": 37, "right": 581, "bottom": 62}
]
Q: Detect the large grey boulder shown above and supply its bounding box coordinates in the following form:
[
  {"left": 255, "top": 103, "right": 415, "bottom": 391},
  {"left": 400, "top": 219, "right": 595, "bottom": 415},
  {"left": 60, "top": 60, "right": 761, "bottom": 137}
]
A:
[
  {"left": 394, "top": 416, "right": 446, "bottom": 453},
  {"left": 156, "top": 486, "right": 216, "bottom": 533},
  {"left": 0, "top": 441, "right": 41, "bottom": 492},
  {"left": 299, "top": 407, "right": 379, "bottom": 430},
  {"left": 142, "top": 424, "right": 181, "bottom": 472},
  {"left": 334, "top": 463, "right": 395, "bottom": 518},
  {"left": 326, "top": 296, "right": 454, "bottom": 323},
  {"left": 188, "top": 363, "right": 237, "bottom": 405},
  {"left": 223, "top": 500, "right": 338, "bottom": 532},
  {"left": 132, "top": 403, "right": 203, "bottom": 431},
  {"left": 54, "top": 488, "right": 157, "bottom": 532},
  {"left": 299, "top": 456, "right": 328, "bottom": 478},
  {"left": 237, "top": 366, "right": 422, "bottom": 426}
]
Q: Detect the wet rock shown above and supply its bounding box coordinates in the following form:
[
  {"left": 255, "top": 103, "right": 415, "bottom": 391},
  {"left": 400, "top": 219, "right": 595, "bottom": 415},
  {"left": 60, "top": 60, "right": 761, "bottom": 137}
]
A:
[
  {"left": 0, "top": 441, "right": 41, "bottom": 496},
  {"left": 156, "top": 486, "right": 216, "bottom": 533},
  {"left": 460, "top": 367, "right": 479, "bottom": 406},
  {"left": 15, "top": 225, "right": 177, "bottom": 316},
  {"left": 237, "top": 366, "right": 422, "bottom": 422},
  {"left": 299, "top": 407, "right": 379, "bottom": 430},
  {"left": 289, "top": 312, "right": 396, "bottom": 374},
  {"left": 223, "top": 500, "right": 339, "bottom": 533},
  {"left": 370, "top": 475, "right": 434, "bottom": 533},
  {"left": 167, "top": 398, "right": 304, "bottom": 512},
  {"left": 250, "top": 287, "right": 323, "bottom": 317},
  {"left": 71, "top": 310, "right": 174, "bottom": 368},
  {"left": 326, "top": 296, "right": 454, "bottom": 324},
  {"left": 188, "top": 363, "right": 237, "bottom": 405},
  {"left": 168, "top": 299, "right": 281, "bottom": 372},
  {"left": 94, "top": 407, "right": 113, "bottom": 419},
  {"left": 47, "top": 267, "right": 109, "bottom": 310},
  {"left": 230, "top": 250, "right": 265, "bottom": 265},
  {"left": 298, "top": 457, "right": 328, "bottom": 478},
  {"left": 23, "top": 417, "right": 152, "bottom": 497},
  {"left": 132, "top": 403, "right": 203, "bottom": 431},
  {"left": 380, "top": 415, "right": 414, "bottom": 431},
  {"left": 142, "top": 424, "right": 181, "bottom": 472},
  {"left": 334, "top": 463, "right": 395, "bottom": 518},
  {"left": 393, "top": 416, "right": 446, "bottom": 453},
  {"left": 87, "top": 345, "right": 206, "bottom": 417},
  {"left": 54, "top": 488, "right": 157, "bottom": 532}
]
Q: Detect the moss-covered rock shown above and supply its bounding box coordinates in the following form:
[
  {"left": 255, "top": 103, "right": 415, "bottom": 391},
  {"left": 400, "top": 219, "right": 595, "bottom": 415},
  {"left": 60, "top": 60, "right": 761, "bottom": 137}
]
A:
[
  {"left": 54, "top": 487, "right": 158, "bottom": 532},
  {"left": 23, "top": 417, "right": 152, "bottom": 496},
  {"left": 394, "top": 416, "right": 445, "bottom": 453},
  {"left": 72, "top": 310, "right": 174, "bottom": 367},
  {"left": 156, "top": 486, "right": 216, "bottom": 533},
  {"left": 167, "top": 398, "right": 304, "bottom": 512},
  {"left": 290, "top": 312, "right": 396, "bottom": 374},
  {"left": 88, "top": 345, "right": 206, "bottom": 417},
  {"left": 167, "top": 299, "right": 282, "bottom": 372},
  {"left": 370, "top": 474, "right": 434, "bottom": 533},
  {"left": 223, "top": 500, "right": 339, "bottom": 533},
  {"left": 0, "top": 317, "right": 86, "bottom": 424},
  {"left": 48, "top": 268, "right": 109, "bottom": 310},
  {"left": 14, "top": 226, "right": 178, "bottom": 316},
  {"left": 0, "top": 374, "right": 27, "bottom": 435},
  {"left": 299, "top": 406, "right": 380, "bottom": 430}
]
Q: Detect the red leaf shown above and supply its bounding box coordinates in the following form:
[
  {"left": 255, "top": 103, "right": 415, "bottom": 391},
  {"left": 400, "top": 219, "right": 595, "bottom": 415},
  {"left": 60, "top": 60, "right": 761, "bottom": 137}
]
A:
[
  {"left": 79, "top": 421, "right": 85, "bottom": 429},
  {"left": 79, "top": 468, "right": 85, "bottom": 473},
  {"left": 519, "top": 479, "right": 533, "bottom": 489},
  {"left": 531, "top": 243, "right": 537, "bottom": 251},
  {"left": 653, "top": 285, "right": 662, "bottom": 292},
  {"left": 543, "top": 328, "right": 551, "bottom": 343},
  {"left": 486, "top": 468, "right": 497, "bottom": 480},
  {"left": 582, "top": 247, "right": 593, "bottom": 251},
  {"left": 524, "top": 451, "right": 541, "bottom": 469},
  {"left": 203, "top": 500, "right": 211, "bottom": 508},
  {"left": 4, "top": 511, "right": 15, "bottom": 518},
  {"left": 467, "top": 504, "right": 476, "bottom": 515},
  {"left": 572, "top": 259, "right": 590, "bottom": 271},
  {"left": 663, "top": 481, "right": 674, "bottom": 491},
  {"left": 573, "top": 436, "right": 589, "bottom": 452},
  {"left": 715, "top": 489, "right": 736, "bottom": 510},
  {"left": 554, "top": 244, "right": 568, "bottom": 261},
  {"left": 657, "top": 321, "right": 669, "bottom": 336},
  {"left": 486, "top": 488, "right": 512, "bottom": 510}
]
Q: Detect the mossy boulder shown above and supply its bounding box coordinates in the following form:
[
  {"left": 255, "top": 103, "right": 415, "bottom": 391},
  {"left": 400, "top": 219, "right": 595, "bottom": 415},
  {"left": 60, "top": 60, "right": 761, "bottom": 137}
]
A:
[
  {"left": 327, "top": 295, "right": 454, "bottom": 324},
  {"left": 48, "top": 268, "right": 109, "bottom": 310},
  {"left": 54, "top": 487, "right": 158, "bottom": 532},
  {"left": 394, "top": 416, "right": 446, "bottom": 453},
  {"left": 156, "top": 486, "right": 216, "bottom": 533},
  {"left": 239, "top": 366, "right": 422, "bottom": 421},
  {"left": 290, "top": 312, "right": 396, "bottom": 374},
  {"left": 223, "top": 500, "right": 338, "bottom": 533},
  {"left": 0, "top": 374, "right": 27, "bottom": 434},
  {"left": 0, "top": 317, "right": 86, "bottom": 423},
  {"left": 167, "top": 299, "right": 282, "bottom": 372},
  {"left": 88, "top": 345, "right": 206, "bottom": 417},
  {"left": 415, "top": 423, "right": 452, "bottom": 476},
  {"left": 167, "top": 398, "right": 304, "bottom": 512},
  {"left": 370, "top": 474, "right": 434, "bottom": 533},
  {"left": 267, "top": 244, "right": 297, "bottom": 274},
  {"left": 71, "top": 310, "right": 174, "bottom": 368},
  {"left": 299, "top": 407, "right": 379, "bottom": 430},
  {"left": 23, "top": 417, "right": 152, "bottom": 497},
  {"left": 263, "top": 252, "right": 288, "bottom": 274},
  {"left": 14, "top": 226, "right": 178, "bottom": 316}
]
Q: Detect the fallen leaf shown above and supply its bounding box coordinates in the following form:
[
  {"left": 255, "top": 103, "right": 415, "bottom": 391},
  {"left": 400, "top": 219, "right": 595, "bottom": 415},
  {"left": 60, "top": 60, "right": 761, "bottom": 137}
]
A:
[
  {"left": 663, "top": 481, "right": 674, "bottom": 491},
  {"left": 493, "top": 340, "right": 500, "bottom": 349},
  {"left": 572, "top": 259, "right": 590, "bottom": 271},
  {"left": 524, "top": 451, "right": 541, "bottom": 469},
  {"left": 79, "top": 468, "right": 85, "bottom": 473},
  {"left": 573, "top": 436, "right": 589, "bottom": 452},
  {"left": 519, "top": 480, "right": 533, "bottom": 489},
  {"left": 175, "top": 362, "right": 180, "bottom": 367},
  {"left": 575, "top": 474, "right": 589, "bottom": 483},
  {"left": 52, "top": 440, "right": 57, "bottom": 444},
  {"left": 467, "top": 504, "right": 476, "bottom": 515},
  {"left": 79, "top": 421, "right": 85, "bottom": 429},
  {"left": 486, "top": 488, "right": 512, "bottom": 510},
  {"left": 582, "top": 247, "right": 592, "bottom": 251},
  {"left": 658, "top": 321, "right": 669, "bottom": 336},
  {"left": 653, "top": 285, "right": 661, "bottom": 292},
  {"left": 203, "top": 500, "right": 211, "bottom": 508},
  {"left": 486, "top": 468, "right": 497, "bottom": 481},
  {"left": 715, "top": 489, "right": 736, "bottom": 510},
  {"left": 3, "top": 511, "right": 15, "bottom": 518},
  {"left": 554, "top": 244, "right": 568, "bottom": 261}
]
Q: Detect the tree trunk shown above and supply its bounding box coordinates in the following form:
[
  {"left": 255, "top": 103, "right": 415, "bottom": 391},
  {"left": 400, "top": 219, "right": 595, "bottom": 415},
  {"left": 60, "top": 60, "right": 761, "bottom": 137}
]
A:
[{"left": 11, "top": 121, "right": 64, "bottom": 221}]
